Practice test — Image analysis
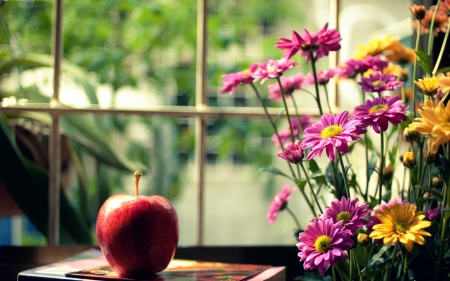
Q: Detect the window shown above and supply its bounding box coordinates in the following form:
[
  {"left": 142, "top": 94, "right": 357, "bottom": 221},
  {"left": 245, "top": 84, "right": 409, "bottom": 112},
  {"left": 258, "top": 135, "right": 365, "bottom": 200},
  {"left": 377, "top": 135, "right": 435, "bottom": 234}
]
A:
[{"left": 0, "top": 0, "right": 413, "bottom": 246}]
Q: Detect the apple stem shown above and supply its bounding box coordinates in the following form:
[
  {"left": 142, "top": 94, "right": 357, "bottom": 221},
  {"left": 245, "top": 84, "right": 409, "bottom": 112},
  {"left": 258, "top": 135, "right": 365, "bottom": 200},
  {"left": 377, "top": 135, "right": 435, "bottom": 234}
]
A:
[{"left": 134, "top": 171, "right": 142, "bottom": 197}]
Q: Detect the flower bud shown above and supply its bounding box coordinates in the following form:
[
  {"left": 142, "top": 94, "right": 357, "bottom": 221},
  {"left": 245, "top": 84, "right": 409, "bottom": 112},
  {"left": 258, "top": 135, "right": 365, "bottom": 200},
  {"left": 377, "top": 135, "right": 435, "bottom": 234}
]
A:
[
  {"left": 409, "top": 5, "right": 426, "bottom": 20},
  {"left": 382, "top": 164, "right": 394, "bottom": 182},
  {"left": 277, "top": 140, "right": 304, "bottom": 164},
  {"left": 402, "top": 151, "right": 416, "bottom": 169},
  {"left": 433, "top": 176, "right": 443, "bottom": 189},
  {"left": 357, "top": 233, "right": 371, "bottom": 247},
  {"left": 403, "top": 127, "right": 419, "bottom": 142}
]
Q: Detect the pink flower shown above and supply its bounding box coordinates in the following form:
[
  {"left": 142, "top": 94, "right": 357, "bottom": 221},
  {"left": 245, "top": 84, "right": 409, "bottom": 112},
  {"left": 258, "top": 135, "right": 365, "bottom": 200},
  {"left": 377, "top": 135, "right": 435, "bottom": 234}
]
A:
[
  {"left": 301, "top": 110, "right": 365, "bottom": 161},
  {"left": 424, "top": 206, "right": 442, "bottom": 221},
  {"left": 271, "top": 115, "right": 313, "bottom": 148},
  {"left": 353, "top": 95, "right": 408, "bottom": 133},
  {"left": 305, "top": 68, "right": 337, "bottom": 85},
  {"left": 337, "top": 55, "right": 389, "bottom": 79},
  {"left": 358, "top": 71, "right": 404, "bottom": 95},
  {"left": 267, "top": 73, "right": 305, "bottom": 101},
  {"left": 252, "top": 58, "right": 295, "bottom": 84},
  {"left": 297, "top": 218, "right": 354, "bottom": 276},
  {"left": 267, "top": 185, "right": 295, "bottom": 224},
  {"left": 275, "top": 23, "right": 341, "bottom": 62},
  {"left": 220, "top": 63, "right": 259, "bottom": 95},
  {"left": 320, "top": 196, "right": 371, "bottom": 236},
  {"left": 278, "top": 140, "right": 304, "bottom": 163}
]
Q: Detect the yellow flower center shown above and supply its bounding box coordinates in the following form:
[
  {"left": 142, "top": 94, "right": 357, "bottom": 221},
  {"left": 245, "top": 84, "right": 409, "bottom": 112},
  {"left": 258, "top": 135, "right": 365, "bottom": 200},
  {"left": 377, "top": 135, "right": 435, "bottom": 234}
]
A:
[
  {"left": 394, "top": 220, "right": 410, "bottom": 233},
  {"left": 336, "top": 211, "right": 351, "bottom": 224},
  {"left": 314, "top": 235, "right": 332, "bottom": 253},
  {"left": 321, "top": 125, "right": 342, "bottom": 139},
  {"left": 372, "top": 80, "right": 385, "bottom": 88},
  {"left": 369, "top": 104, "right": 388, "bottom": 113}
]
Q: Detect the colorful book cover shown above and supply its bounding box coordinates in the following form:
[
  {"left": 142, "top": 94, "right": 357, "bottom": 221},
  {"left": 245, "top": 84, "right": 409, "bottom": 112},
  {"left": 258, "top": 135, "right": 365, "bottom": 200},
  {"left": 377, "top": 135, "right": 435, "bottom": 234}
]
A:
[{"left": 17, "top": 248, "right": 284, "bottom": 281}]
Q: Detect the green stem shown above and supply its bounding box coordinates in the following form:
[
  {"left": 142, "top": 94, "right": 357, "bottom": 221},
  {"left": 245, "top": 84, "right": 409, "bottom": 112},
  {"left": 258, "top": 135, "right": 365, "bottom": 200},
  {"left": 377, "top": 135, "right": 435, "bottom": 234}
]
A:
[
  {"left": 296, "top": 161, "right": 317, "bottom": 216},
  {"left": 354, "top": 250, "right": 362, "bottom": 281},
  {"left": 361, "top": 88, "right": 370, "bottom": 201},
  {"left": 276, "top": 76, "right": 295, "bottom": 143},
  {"left": 331, "top": 159, "right": 340, "bottom": 197},
  {"left": 309, "top": 52, "right": 324, "bottom": 116},
  {"left": 285, "top": 206, "right": 301, "bottom": 230},
  {"left": 338, "top": 151, "right": 351, "bottom": 198},
  {"left": 427, "top": 0, "right": 441, "bottom": 57},
  {"left": 323, "top": 84, "right": 333, "bottom": 113},
  {"left": 349, "top": 249, "right": 353, "bottom": 281},
  {"left": 435, "top": 143, "right": 450, "bottom": 280},
  {"left": 432, "top": 18, "right": 450, "bottom": 75},
  {"left": 332, "top": 266, "right": 337, "bottom": 281},
  {"left": 250, "top": 82, "right": 296, "bottom": 178},
  {"left": 379, "top": 131, "right": 384, "bottom": 204},
  {"left": 412, "top": 21, "right": 421, "bottom": 118},
  {"left": 386, "top": 242, "right": 399, "bottom": 281},
  {"left": 364, "top": 247, "right": 369, "bottom": 281},
  {"left": 300, "top": 162, "right": 323, "bottom": 214}
]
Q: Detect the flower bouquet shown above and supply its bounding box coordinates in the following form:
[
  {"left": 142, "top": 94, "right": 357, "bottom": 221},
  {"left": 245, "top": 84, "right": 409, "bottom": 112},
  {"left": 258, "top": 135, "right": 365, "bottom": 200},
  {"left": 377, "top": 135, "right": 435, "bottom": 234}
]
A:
[{"left": 220, "top": 2, "right": 450, "bottom": 281}]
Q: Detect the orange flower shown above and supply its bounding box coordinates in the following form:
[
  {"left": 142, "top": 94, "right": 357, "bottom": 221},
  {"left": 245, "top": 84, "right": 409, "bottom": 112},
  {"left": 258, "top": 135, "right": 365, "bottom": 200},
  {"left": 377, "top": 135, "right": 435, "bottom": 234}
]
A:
[
  {"left": 409, "top": 100, "right": 450, "bottom": 153},
  {"left": 383, "top": 63, "right": 409, "bottom": 82},
  {"left": 413, "top": 6, "right": 448, "bottom": 36},
  {"left": 384, "top": 41, "right": 416, "bottom": 65},
  {"left": 409, "top": 4, "right": 427, "bottom": 20},
  {"left": 438, "top": 75, "right": 450, "bottom": 94}
]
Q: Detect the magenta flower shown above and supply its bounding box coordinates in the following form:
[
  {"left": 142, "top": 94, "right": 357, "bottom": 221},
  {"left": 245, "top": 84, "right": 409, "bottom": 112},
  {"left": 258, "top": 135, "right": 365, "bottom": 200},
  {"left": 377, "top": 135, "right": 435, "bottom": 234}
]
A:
[
  {"left": 220, "top": 63, "right": 259, "bottom": 95},
  {"left": 275, "top": 23, "right": 341, "bottom": 62},
  {"left": 267, "top": 185, "right": 295, "bottom": 224},
  {"left": 278, "top": 140, "right": 304, "bottom": 163},
  {"left": 425, "top": 206, "right": 442, "bottom": 221},
  {"left": 297, "top": 218, "right": 354, "bottom": 276},
  {"left": 305, "top": 68, "right": 337, "bottom": 85},
  {"left": 272, "top": 115, "right": 313, "bottom": 148},
  {"left": 337, "top": 54, "right": 389, "bottom": 79},
  {"left": 301, "top": 110, "right": 365, "bottom": 161},
  {"left": 358, "top": 71, "right": 404, "bottom": 95},
  {"left": 353, "top": 95, "right": 408, "bottom": 133},
  {"left": 252, "top": 58, "right": 295, "bottom": 84},
  {"left": 267, "top": 73, "right": 306, "bottom": 101},
  {"left": 320, "top": 196, "right": 370, "bottom": 236}
]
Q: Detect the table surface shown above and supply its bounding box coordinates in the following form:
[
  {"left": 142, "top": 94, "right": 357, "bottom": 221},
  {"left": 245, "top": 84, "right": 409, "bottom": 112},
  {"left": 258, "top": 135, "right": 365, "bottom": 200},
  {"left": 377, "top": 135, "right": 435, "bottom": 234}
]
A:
[{"left": 0, "top": 245, "right": 302, "bottom": 281}]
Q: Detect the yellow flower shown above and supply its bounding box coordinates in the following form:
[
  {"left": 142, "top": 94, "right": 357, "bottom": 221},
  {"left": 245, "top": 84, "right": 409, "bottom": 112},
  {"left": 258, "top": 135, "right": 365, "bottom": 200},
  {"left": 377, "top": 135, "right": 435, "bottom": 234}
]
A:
[
  {"left": 414, "top": 76, "right": 440, "bottom": 96},
  {"left": 383, "top": 63, "right": 409, "bottom": 82},
  {"left": 353, "top": 34, "right": 399, "bottom": 59},
  {"left": 402, "top": 151, "right": 416, "bottom": 169},
  {"left": 438, "top": 75, "right": 450, "bottom": 94},
  {"left": 408, "top": 100, "right": 450, "bottom": 153},
  {"left": 369, "top": 202, "right": 431, "bottom": 252}
]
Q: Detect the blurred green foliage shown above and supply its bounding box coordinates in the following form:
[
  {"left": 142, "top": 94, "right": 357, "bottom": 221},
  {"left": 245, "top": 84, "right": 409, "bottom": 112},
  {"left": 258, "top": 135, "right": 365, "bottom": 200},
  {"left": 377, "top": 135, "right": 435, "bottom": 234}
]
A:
[{"left": 0, "top": 0, "right": 305, "bottom": 244}]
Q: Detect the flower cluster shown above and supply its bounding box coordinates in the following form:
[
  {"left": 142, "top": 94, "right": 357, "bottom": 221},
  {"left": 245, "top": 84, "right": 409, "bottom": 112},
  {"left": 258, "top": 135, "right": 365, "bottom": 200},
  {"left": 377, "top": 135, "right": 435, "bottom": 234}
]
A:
[{"left": 221, "top": 1, "right": 450, "bottom": 280}]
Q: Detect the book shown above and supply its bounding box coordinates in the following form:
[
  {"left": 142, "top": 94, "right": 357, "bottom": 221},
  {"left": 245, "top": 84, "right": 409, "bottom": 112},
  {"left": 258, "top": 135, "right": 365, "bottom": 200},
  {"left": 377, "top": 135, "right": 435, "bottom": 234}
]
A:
[{"left": 17, "top": 248, "right": 285, "bottom": 281}]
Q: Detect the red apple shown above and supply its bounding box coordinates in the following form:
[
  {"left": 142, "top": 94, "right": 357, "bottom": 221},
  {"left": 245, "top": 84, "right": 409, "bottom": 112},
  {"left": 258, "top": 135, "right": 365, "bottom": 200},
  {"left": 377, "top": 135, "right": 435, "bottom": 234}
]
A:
[{"left": 96, "top": 171, "right": 179, "bottom": 277}]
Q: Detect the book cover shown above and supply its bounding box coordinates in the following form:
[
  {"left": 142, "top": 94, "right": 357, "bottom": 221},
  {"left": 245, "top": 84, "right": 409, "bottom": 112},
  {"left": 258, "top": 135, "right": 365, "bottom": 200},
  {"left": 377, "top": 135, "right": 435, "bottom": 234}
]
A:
[{"left": 17, "top": 248, "right": 285, "bottom": 281}]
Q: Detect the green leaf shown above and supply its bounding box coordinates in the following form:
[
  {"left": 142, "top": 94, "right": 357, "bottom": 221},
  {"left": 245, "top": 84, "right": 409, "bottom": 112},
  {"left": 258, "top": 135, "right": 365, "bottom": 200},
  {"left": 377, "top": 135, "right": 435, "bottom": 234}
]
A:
[
  {"left": 295, "top": 178, "right": 307, "bottom": 191},
  {"left": 0, "top": 114, "right": 91, "bottom": 244},
  {"left": 62, "top": 115, "right": 146, "bottom": 173},
  {"left": 369, "top": 245, "right": 392, "bottom": 266},
  {"left": 435, "top": 66, "right": 450, "bottom": 75},
  {"left": 416, "top": 49, "right": 432, "bottom": 76},
  {"left": 259, "top": 166, "right": 291, "bottom": 180}
]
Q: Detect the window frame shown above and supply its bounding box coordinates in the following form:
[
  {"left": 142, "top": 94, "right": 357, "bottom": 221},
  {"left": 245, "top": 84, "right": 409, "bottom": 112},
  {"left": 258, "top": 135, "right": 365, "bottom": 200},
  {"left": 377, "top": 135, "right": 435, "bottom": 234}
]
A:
[{"left": 0, "top": 0, "right": 339, "bottom": 245}]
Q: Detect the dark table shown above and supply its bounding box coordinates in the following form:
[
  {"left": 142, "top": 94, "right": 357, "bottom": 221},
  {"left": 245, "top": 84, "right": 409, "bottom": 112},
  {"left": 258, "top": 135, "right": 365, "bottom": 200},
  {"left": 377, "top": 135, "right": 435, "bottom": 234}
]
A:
[{"left": 0, "top": 245, "right": 303, "bottom": 281}]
